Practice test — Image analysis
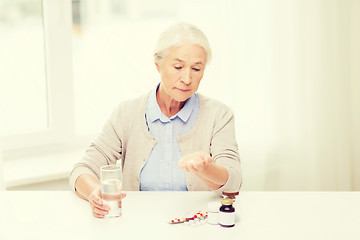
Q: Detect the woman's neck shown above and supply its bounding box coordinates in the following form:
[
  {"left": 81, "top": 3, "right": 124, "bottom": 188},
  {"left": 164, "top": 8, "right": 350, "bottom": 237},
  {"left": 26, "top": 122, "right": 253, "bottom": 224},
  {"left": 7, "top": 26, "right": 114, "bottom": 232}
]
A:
[{"left": 156, "top": 86, "right": 185, "bottom": 118}]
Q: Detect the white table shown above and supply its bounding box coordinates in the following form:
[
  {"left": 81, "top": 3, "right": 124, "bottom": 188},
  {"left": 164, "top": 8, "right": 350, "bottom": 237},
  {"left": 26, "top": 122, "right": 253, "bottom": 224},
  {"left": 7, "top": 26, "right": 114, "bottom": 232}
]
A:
[{"left": 0, "top": 191, "right": 359, "bottom": 240}]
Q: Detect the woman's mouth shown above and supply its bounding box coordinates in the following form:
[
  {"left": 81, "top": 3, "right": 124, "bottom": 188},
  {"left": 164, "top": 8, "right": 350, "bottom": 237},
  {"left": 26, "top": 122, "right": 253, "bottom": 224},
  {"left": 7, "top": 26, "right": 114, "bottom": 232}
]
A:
[{"left": 176, "top": 88, "right": 190, "bottom": 92}]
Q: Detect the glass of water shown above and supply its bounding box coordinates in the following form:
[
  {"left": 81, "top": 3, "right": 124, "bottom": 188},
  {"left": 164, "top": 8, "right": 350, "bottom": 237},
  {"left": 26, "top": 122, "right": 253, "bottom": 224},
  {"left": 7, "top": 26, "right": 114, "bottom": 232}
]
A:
[{"left": 100, "top": 165, "right": 122, "bottom": 218}]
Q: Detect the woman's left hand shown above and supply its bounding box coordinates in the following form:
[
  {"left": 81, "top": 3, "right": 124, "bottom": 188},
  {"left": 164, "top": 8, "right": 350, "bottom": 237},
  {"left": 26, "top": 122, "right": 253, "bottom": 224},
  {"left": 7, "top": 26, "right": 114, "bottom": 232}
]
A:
[{"left": 178, "top": 151, "right": 213, "bottom": 172}]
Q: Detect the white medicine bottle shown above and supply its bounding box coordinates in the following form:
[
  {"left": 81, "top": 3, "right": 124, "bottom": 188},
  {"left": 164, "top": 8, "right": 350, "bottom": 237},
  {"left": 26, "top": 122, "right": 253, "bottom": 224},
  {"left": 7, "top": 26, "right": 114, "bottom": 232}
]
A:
[{"left": 207, "top": 201, "right": 221, "bottom": 225}]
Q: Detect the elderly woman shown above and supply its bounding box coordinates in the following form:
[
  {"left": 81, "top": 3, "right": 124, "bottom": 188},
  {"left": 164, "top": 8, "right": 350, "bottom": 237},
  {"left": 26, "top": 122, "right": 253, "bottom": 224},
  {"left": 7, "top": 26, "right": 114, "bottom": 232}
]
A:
[{"left": 70, "top": 22, "right": 241, "bottom": 218}]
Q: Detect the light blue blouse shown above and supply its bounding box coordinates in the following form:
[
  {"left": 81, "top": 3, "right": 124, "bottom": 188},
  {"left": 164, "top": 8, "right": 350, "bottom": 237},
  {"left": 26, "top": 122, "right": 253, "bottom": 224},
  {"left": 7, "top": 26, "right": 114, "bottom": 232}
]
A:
[{"left": 140, "top": 86, "right": 199, "bottom": 191}]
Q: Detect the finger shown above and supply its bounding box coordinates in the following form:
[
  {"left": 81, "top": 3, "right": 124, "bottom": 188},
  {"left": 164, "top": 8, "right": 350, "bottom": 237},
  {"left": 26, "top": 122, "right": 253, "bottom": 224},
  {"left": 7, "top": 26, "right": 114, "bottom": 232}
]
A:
[
  {"left": 93, "top": 212, "right": 105, "bottom": 218},
  {"left": 181, "top": 166, "right": 189, "bottom": 172},
  {"left": 181, "top": 167, "right": 190, "bottom": 172},
  {"left": 92, "top": 199, "right": 104, "bottom": 208},
  {"left": 101, "top": 202, "right": 111, "bottom": 211},
  {"left": 89, "top": 190, "right": 103, "bottom": 205},
  {"left": 90, "top": 197, "right": 102, "bottom": 207},
  {"left": 178, "top": 161, "right": 189, "bottom": 171},
  {"left": 201, "top": 156, "right": 211, "bottom": 166},
  {"left": 187, "top": 162, "right": 197, "bottom": 172},
  {"left": 92, "top": 194, "right": 103, "bottom": 206},
  {"left": 188, "top": 159, "right": 195, "bottom": 164},
  {"left": 192, "top": 158, "right": 209, "bottom": 171},
  {"left": 186, "top": 159, "right": 196, "bottom": 171},
  {"left": 192, "top": 162, "right": 203, "bottom": 171},
  {"left": 192, "top": 161, "right": 200, "bottom": 170},
  {"left": 90, "top": 197, "right": 110, "bottom": 211},
  {"left": 92, "top": 205, "right": 109, "bottom": 216},
  {"left": 201, "top": 158, "right": 209, "bottom": 167}
]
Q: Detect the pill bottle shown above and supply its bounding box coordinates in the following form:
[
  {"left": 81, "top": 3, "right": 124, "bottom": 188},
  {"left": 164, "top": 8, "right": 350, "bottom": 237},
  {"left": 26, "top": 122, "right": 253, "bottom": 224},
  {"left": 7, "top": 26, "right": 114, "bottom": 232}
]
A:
[
  {"left": 222, "top": 191, "right": 239, "bottom": 202},
  {"left": 219, "top": 198, "right": 235, "bottom": 227},
  {"left": 207, "top": 201, "right": 221, "bottom": 225}
]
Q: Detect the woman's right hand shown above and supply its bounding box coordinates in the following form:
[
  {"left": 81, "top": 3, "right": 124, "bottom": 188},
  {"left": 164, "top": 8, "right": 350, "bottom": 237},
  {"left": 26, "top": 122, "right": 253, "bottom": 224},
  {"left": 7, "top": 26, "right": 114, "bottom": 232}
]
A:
[
  {"left": 87, "top": 187, "right": 127, "bottom": 218},
  {"left": 88, "top": 187, "right": 110, "bottom": 218}
]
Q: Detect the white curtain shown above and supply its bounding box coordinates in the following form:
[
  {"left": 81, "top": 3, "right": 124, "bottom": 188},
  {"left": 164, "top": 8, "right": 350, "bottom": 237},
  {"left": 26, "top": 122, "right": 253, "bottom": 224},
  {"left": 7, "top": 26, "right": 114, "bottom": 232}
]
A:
[
  {"left": 264, "top": 0, "right": 359, "bottom": 190},
  {"left": 236, "top": 0, "right": 360, "bottom": 190},
  {"left": 183, "top": 0, "right": 360, "bottom": 190}
]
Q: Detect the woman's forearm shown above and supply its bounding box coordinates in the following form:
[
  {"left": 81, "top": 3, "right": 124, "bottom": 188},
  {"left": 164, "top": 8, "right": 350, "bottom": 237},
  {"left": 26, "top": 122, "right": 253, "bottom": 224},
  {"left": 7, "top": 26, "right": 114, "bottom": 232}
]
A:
[
  {"left": 195, "top": 163, "right": 229, "bottom": 190},
  {"left": 194, "top": 173, "right": 221, "bottom": 190},
  {"left": 74, "top": 174, "right": 101, "bottom": 201}
]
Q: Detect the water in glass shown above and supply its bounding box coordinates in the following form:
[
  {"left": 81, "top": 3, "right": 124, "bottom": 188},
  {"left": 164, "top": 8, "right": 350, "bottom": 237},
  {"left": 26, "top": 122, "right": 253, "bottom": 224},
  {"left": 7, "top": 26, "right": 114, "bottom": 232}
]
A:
[{"left": 101, "top": 178, "right": 122, "bottom": 217}]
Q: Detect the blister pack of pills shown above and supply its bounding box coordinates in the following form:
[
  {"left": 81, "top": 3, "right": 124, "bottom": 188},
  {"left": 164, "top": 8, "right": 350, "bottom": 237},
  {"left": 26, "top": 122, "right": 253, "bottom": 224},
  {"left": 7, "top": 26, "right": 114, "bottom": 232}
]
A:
[{"left": 169, "top": 211, "right": 208, "bottom": 225}]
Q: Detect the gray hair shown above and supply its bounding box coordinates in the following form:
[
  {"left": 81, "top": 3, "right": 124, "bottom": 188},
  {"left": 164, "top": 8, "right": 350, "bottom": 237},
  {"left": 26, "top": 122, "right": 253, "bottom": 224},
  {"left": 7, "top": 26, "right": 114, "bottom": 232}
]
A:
[{"left": 153, "top": 22, "right": 212, "bottom": 65}]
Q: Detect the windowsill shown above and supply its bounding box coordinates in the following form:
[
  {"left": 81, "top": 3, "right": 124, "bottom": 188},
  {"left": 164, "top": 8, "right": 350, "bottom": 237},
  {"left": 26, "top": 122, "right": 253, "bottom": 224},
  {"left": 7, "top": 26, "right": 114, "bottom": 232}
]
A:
[{"left": 3, "top": 146, "right": 85, "bottom": 188}]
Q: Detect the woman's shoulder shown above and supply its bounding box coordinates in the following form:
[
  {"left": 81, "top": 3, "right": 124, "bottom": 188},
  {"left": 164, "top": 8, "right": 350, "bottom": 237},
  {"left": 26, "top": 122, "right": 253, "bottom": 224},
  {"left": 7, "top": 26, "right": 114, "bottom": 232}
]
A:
[
  {"left": 195, "top": 93, "right": 235, "bottom": 135},
  {"left": 197, "top": 93, "right": 233, "bottom": 114}
]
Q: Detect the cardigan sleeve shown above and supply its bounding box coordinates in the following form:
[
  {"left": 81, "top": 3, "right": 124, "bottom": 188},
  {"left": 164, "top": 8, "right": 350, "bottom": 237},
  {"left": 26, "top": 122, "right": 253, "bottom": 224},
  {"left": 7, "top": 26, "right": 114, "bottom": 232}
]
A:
[
  {"left": 69, "top": 107, "right": 123, "bottom": 191},
  {"left": 210, "top": 107, "right": 242, "bottom": 193}
]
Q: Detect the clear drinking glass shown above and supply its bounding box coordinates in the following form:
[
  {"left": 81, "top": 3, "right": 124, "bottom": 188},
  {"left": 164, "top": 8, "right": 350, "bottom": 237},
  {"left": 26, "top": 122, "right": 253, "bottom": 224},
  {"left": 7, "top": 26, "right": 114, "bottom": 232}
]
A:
[{"left": 100, "top": 165, "right": 122, "bottom": 218}]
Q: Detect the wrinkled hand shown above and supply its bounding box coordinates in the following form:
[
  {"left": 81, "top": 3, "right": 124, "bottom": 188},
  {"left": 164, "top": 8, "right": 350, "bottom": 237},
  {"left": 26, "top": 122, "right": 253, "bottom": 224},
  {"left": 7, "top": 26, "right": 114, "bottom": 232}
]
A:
[
  {"left": 88, "top": 187, "right": 126, "bottom": 218},
  {"left": 178, "top": 152, "right": 213, "bottom": 172}
]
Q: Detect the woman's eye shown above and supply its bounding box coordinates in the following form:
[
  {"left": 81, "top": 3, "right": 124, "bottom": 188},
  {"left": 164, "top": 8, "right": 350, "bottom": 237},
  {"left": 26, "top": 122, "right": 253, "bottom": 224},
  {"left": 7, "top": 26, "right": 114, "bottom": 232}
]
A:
[
  {"left": 193, "top": 68, "right": 200, "bottom": 72},
  {"left": 175, "top": 66, "right": 182, "bottom": 70}
]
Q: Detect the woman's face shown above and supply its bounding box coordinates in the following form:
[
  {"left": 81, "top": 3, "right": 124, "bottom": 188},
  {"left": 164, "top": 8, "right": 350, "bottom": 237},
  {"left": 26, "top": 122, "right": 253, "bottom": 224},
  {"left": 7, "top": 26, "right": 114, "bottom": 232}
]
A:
[{"left": 156, "top": 44, "right": 207, "bottom": 102}]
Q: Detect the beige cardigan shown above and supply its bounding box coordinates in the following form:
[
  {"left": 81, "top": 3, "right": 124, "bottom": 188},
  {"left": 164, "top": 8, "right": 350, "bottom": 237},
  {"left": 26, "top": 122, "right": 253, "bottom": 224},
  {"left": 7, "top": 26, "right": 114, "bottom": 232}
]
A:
[{"left": 69, "top": 92, "right": 242, "bottom": 193}]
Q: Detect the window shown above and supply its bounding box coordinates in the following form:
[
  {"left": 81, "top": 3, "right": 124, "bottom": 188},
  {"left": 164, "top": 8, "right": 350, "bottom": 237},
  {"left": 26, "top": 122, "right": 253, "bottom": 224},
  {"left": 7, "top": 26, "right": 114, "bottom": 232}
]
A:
[
  {"left": 0, "top": 1, "right": 48, "bottom": 136},
  {"left": 1, "top": 0, "right": 74, "bottom": 152}
]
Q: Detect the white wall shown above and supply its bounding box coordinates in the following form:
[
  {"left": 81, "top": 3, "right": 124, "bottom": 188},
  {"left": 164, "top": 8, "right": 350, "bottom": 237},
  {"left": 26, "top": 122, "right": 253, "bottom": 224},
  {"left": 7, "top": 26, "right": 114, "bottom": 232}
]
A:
[{"left": 0, "top": 139, "right": 5, "bottom": 190}]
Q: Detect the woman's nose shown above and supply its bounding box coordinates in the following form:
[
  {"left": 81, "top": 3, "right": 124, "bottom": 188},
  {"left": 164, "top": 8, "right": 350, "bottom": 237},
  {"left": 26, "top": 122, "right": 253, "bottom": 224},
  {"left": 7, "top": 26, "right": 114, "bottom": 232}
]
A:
[{"left": 182, "top": 69, "right": 191, "bottom": 84}]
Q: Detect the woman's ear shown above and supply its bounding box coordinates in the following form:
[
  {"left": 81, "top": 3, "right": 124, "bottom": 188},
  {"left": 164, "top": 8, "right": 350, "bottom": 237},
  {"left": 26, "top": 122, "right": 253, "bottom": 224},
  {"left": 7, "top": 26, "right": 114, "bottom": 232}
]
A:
[{"left": 155, "top": 63, "right": 160, "bottom": 73}]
